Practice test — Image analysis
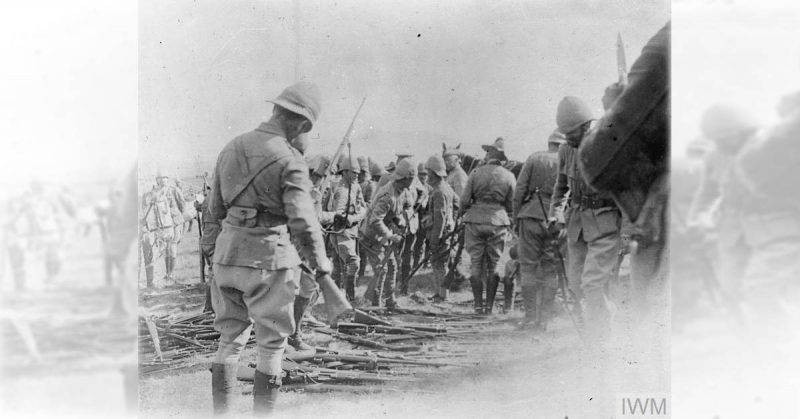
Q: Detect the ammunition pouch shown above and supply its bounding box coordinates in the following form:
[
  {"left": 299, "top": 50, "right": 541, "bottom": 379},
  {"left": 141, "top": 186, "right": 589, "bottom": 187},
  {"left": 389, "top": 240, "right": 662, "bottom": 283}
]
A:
[{"left": 225, "top": 205, "right": 287, "bottom": 228}]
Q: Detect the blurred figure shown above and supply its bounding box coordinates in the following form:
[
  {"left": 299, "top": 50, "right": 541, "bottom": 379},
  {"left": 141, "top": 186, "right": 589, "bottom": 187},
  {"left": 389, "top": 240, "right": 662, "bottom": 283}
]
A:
[
  {"left": 139, "top": 170, "right": 185, "bottom": 287},
  {"left": 731, "top": 90, "right": 800, "bottom": 329},
  {"left": 460, "top": 137, "right": 515, "bottom": 314},
  {"left": 4, "top": 179, "right": 75, "bottom": 289},
  {"left": 687, "top": 103, "right": 760, "bottom": 320},
  {"left": 580, "top": 22, "right": 669, "bottom": 390}
]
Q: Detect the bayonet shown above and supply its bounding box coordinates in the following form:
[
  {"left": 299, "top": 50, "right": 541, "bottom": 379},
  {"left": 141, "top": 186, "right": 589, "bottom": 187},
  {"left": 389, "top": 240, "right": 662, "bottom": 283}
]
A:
[{"left": 617, "top": 32, "right": 628, "bottom": 85}]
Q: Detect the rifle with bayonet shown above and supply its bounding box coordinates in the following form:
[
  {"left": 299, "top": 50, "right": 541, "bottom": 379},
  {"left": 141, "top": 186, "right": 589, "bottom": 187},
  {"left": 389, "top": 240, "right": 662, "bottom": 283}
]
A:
[{"left": 318, "top": 97, "right": 366, "bottom": 213}]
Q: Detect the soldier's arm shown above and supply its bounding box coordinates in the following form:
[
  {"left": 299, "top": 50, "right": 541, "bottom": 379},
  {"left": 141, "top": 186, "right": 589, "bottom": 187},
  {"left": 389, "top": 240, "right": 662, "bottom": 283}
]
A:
[
  {"left": 281, "top": 158, "right": 330, "bottom": 273},
  {"left": 513, "top": 158, "right": 533, "bottom": 219},
  {"left": 459, "top": 174, "right": 474, "bottom": 217},
  {"left": 173, "top": 187, "right": 185, "bottom": 213},
  {"left": 369, "top": 193, "right": 395, "bottom": 241},
  {"left": 549, "top": 147, "right": 569, "bottom": 220}
]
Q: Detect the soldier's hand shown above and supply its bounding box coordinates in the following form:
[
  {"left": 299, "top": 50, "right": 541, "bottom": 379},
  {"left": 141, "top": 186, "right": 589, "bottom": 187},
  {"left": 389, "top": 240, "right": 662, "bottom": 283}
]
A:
[
  {"left": 382, "top": 234, "right": 403, "bottom": 246},
  {"left": 557, "top": 224, "right": 567, "bottom": 240}
]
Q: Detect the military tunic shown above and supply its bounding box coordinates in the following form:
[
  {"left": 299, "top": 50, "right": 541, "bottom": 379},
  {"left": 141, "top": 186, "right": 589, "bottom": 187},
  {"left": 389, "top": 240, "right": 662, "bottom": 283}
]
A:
[
  {"left": 460, "top": 162, "right": 515, "bottom": 281},
  {"left": 359, "top": 180, "right": 414, "bottom": 307},
  {"left": 207, "top": 120, "right": 330, "bottom": 376},
  {"left": 426, "top": 178, "right": 459, "bottom": 297},
  {"left": 551, "top": 142, "right": 621, "bottom": 338},
  {"left": 326, "top": 180, "right": 367, "bottom": 300}
]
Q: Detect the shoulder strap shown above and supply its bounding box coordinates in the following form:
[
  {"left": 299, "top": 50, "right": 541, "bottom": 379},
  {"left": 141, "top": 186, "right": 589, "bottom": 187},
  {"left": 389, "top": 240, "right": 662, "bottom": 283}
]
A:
[{"left": 224, "top": 139, "right": 292, "bottom": 208}]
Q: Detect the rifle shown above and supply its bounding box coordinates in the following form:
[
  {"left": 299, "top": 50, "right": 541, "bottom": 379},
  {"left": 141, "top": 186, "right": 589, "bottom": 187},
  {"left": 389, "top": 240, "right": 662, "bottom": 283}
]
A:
[
  {"left": 533, "top": 188, "right": 585, "bottom": 343},
  {"left": 197, "top": 178, "right": 207, "bottom": 284},
  {"left": 443, "top": 219, "right": 466, "bottom": 290},
  {"left": 318, "top": 97, "right": 366, "bottom": 201},
  {"left": 401, "top": 223, "right": 463, "bottom": 286}
]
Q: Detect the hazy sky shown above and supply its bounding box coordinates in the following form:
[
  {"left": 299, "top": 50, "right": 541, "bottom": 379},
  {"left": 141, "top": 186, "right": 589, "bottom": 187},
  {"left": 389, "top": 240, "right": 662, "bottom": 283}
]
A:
[{"left": 139, "top": 0, "right": 668, "bottom": 178}]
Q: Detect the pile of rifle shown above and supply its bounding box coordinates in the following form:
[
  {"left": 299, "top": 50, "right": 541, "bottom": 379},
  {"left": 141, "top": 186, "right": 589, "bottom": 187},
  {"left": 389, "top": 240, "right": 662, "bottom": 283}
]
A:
[{"left": 139, "top": 307, "right": 484, "bottom": 387}]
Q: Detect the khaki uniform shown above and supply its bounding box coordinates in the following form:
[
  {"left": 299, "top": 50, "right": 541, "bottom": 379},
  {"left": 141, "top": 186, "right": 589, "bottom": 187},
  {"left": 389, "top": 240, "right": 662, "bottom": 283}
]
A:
[
  {"left": 207, "top": 120, "right": 329, "bottom": 377},
  {"left": 379, "top": 173, "right": 427, "bottom": 294},
  {"left": 326, "top": 180, "right": 367, "bottom": 300},
  {"left": 552, "top": 143, "right": 621, "bottom": 341},
  {"left": 461, "top": 162, "right": 515, "bottom": 311},
  {"left": 359, "top": 181, "right": 414, "bottom": 307},
  {"left": 426, "top": 178, "right": 459, "bottom": 298},
  {"left": 513, "top": 149, "right": 564, "bottom": 323}
]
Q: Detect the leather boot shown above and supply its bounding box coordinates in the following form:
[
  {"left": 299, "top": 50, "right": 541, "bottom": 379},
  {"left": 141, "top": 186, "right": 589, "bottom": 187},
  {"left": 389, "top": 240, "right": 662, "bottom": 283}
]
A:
[
  {"left": 344, "top": 273, "right": 356, "bottom": 302},
  {"left": 485, "top": 274, "right": 500, "bottom": 314},
  {"left": 253, "top": 370, "right": 280, "bottom": 416},
  {"left": 203, "top": 282, "right": 214, "bottom": 313},
  {"left": 288, "top": 296, "right": 313, "bottom": 351},
  {"left": 145, "top": 266, "right": 154, "bottom": 288},
  {"left": 470, "top": 276, "right": 484, "bottom": 314},
  {"left": 503, "top": 278, "right": 515, "bottom": 313},
  {"left": 211, "top": 362, "right": 239, "bottom": 415}
]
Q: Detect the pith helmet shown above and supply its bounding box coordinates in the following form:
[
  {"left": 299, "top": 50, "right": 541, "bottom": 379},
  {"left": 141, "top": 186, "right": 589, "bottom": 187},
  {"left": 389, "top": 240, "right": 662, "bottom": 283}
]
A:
[
  {"left": 267, "top": 81, "right": 322, "bottom": 127},
  {"left": 394, "top": 159, "right": 418, "bottom": 179},
  {"left": 357, "top": 156, "right": 369, "bottom": 173},
  {"left": 307, "top": 154, "right": 331, "bottom": 176},
  {"left": 369, "top": 158, "right": 387, "bottom": 177},
  {"left": 426, "top": 155, "right": 447, "bottom": 177},
  {"left": 556, "top": 96, "right": 593, "bottom": 134},
  {"left": 385, "top": 161, "right": 396, "bottom": 173},
  {"left": 547, "top": 129, "right": 566, "bottom": 146},
  {"left": 700, "top": 104, "right": 758, "bottom": 142},
  {"left": 336, "top": 154, "right": 360, "bottom": 173}
]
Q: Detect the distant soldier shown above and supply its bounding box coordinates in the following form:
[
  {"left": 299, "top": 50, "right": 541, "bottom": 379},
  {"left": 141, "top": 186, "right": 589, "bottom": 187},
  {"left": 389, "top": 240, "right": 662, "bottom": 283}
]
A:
[
  {"left": 378, "top": 152, "right": 428, "bottom": 294},
  {"left": 357, "top": 156, "right": 372, "bottom": 202},
  {"left": 358, "top": 159, "right": 385, "bottom": 279},
  {"left": 140, "top": 170, "right": 185, "bottom": 286},
  {"left": 513, "top": 130, "right": 565, "bottom": 329},
  {"left": 412, "top": 160, "right": 433, "bottom": 271},
  {"left": 442, "top": 143, "right": 468, "bottom": 197},
  {"left": 5, "top": 180, "right": 75, "bottom": 289},
  {"left": 424, "top": 155, "right": 459, "bottom": 301},
  {"left": 207, "top": 82, "right": 333, "bottom": 415},
  {"left": 551, "top": 96, "right": 622, "bottom": 344},
  {"left": 287, "top": 154, "right": 335, "bottom": 352},
  {"left": 360, "top": 159, "right": 417, "bottom": 309},
  {"left": 460, "top": 138, "right": 515, "bottom": 314},
  {"left": 327, "top": 155, "right": 367, "bottom": 301}
]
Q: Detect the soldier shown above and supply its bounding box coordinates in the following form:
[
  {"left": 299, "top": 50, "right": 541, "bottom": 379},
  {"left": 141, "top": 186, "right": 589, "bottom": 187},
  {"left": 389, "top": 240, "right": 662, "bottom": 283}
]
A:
[
  {"left": 207, "top": 82, "right": 333, "bottom": 415},
  {"left": 357, "top": 156, "right": 373, "bottom": 203},
  {"left": 287, "top": 154, "right": 335, "bottom": 352},
  {"left": 460, "top": 138, "right": 516, "bottom": 314},
  {"left": 140, "top": 171, "right": 185, "bottom": 285},
  {"left": 360, "top": 159, "right": 417, "bottom": 309},
  {"left": 326, "top": 154, "right": 367, "bottom": 301},
  {"left": 513, "top": 130, "right": 565, "bottom": 329},
  {"left": 550, "top": 96, "right": 622, "bottom": 344},
  {"left": 424, "top": 155, "right": 459, "bottom": 301},
  {"left": 412, "top": 160, "right": 433, "bottom": 271},
  {"left": 377, "top": 152, "right": 428, "bottom": 294},
  {"left": 443, "top": 143, "right": 468, "bottom": 197}
]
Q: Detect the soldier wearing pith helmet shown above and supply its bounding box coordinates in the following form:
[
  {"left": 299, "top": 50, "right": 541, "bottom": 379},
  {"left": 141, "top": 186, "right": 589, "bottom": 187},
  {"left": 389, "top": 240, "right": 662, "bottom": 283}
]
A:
[
  {"left": 425, "top": 154, "right": 459, "bottom": 301},
  {"left": 207, "top": 81, "right": 333, "bottom": 416},
  {"left": 550, "top": 96, "right": 622, "bottom": 344}
]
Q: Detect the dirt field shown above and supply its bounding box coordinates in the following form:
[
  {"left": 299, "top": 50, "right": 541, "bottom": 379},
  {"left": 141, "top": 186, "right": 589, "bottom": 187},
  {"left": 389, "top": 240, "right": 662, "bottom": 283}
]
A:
[{"left": 135, "top": 203, "right": 669, "bottom": 419}]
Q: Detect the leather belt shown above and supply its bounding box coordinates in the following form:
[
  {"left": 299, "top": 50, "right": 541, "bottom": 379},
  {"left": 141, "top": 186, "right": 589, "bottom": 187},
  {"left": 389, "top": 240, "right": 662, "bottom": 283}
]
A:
[{"left": 572, "top": 196, "right": 615, "bottom": 210}]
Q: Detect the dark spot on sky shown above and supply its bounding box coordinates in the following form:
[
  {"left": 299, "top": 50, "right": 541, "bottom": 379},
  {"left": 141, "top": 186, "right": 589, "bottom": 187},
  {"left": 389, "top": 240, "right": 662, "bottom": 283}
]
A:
[{"left": 417, "top": 34, "right": 421, "bottom": 38}]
